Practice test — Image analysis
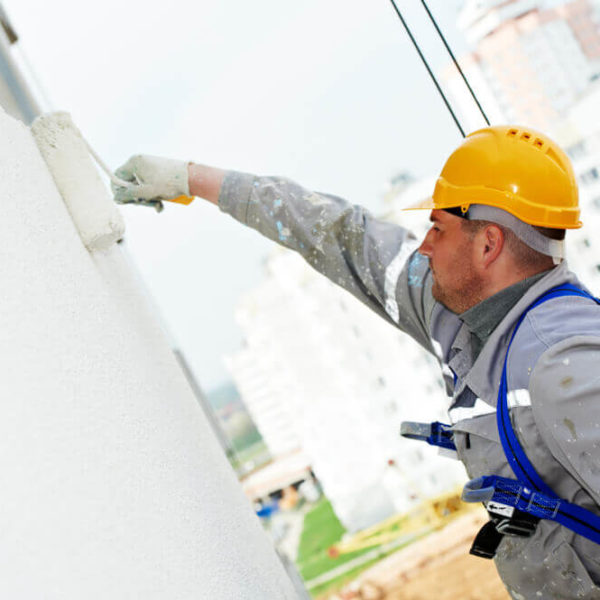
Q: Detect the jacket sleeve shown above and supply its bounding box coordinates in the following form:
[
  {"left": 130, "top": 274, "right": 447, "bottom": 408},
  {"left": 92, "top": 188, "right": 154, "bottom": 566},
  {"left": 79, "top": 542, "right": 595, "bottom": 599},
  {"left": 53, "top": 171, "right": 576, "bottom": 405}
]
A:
[
  {"left": 218, "top": 171, "right": 436, "bottom": 352},
  {"left": 530, "top": 335, "right": 600, "bottom": 505}
]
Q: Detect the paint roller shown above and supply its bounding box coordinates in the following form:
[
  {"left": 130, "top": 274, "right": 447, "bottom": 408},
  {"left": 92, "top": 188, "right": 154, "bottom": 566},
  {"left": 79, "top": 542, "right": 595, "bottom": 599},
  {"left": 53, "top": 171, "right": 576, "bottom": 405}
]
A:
[{"left": 31, "top": 112, "right": 193, "bottom": 253}]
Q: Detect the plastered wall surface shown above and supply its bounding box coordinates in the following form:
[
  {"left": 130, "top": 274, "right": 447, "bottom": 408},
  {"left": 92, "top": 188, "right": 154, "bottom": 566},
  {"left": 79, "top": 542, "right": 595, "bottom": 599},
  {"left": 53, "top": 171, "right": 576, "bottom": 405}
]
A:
[{"left": 0, "top": 108, "right": 297, "bottom": 599}]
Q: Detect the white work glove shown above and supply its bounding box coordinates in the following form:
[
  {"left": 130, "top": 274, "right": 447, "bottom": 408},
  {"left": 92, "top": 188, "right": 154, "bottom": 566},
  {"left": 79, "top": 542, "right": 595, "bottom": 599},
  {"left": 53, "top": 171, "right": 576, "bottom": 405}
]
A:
[{"left": 112, "top": 154, "right": 192, "bottom": 212}]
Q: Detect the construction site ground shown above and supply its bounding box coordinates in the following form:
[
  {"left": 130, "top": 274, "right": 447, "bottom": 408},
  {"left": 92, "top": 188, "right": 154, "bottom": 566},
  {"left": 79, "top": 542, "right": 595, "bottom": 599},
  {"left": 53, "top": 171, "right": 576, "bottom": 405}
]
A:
[{"left": 325, "top": 510, "right": 510, "bottom": 600}]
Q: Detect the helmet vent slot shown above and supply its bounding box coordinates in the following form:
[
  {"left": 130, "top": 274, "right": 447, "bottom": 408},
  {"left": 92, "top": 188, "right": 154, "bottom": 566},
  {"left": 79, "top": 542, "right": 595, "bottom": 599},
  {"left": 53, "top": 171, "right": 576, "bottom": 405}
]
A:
[
  {"left": 534, "top": 138, "right": 544, "bottom": 149},
  {"left": 508, "top": 129, "right": 518, "bottom": 137},
  {"left": 520, "top": 132, "right": 532, "bottom": 141}
]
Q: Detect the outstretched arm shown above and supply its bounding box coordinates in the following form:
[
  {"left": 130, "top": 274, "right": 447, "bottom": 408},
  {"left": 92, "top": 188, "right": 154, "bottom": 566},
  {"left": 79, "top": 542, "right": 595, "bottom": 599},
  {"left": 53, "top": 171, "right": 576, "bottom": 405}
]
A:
[
  {"left": 216, "top": 170, "right": 435, "bottom": 350},
  {"left": 112, "top": 155, "right": 436, "bottom": 351},
  {"left": 187, "top": 163, "right": 226, "bottom": 205}
]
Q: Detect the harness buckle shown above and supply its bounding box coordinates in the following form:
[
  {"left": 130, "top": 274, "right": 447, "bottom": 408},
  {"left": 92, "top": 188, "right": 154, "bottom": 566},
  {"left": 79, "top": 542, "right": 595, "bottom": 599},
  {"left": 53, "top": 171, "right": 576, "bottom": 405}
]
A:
[
  {"left": 430, "top": 421, "right": 456, "bottom": 450},
  {"left": 469, "top": 519, "right": 503, "bottom": 559},
  {"left": 469, "top": 508, "right": 540, "bottom": 560},
  {"left": 495, "top": 510, "right": 539, "bottom": 537}
]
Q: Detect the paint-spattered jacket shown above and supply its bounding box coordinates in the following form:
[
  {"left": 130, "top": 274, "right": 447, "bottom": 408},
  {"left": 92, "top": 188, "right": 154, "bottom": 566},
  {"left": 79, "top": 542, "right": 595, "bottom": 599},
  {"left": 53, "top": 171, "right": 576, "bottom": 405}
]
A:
[{"left": 219, "top": 171, "right": 600, "bottom": 600}]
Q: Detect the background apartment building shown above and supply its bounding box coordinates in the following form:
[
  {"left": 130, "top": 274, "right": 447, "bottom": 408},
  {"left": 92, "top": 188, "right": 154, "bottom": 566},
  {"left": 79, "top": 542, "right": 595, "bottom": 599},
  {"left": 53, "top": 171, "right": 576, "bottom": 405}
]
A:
[
  {"left": 226, "top": 233, "right": 465, "bottom": 532},
  {"left": 443, "top": 0, "right": 600, "bottom": 132}
]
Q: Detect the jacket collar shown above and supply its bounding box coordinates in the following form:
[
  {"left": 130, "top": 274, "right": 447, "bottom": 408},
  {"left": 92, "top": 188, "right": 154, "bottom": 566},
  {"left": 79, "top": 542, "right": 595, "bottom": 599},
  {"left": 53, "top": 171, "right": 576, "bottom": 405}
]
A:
[
  {"left": 460, "top": 271, "right": 548, "bottom": 355},
  {"left": 452, "top": 262, "right": 578, "bottom": 404}
]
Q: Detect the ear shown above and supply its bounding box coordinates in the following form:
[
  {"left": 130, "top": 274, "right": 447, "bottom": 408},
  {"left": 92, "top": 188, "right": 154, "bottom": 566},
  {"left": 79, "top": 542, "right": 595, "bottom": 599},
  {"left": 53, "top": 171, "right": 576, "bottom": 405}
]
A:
[{"left": 476, "top": 224, "right": 504, "bottom": 268}]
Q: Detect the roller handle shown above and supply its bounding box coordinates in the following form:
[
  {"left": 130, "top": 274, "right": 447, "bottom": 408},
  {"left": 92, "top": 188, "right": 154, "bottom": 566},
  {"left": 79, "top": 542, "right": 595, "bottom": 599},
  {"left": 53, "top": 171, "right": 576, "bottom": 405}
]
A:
[{"left": 169, "top": 195, "right": 195, "bottom": 205}]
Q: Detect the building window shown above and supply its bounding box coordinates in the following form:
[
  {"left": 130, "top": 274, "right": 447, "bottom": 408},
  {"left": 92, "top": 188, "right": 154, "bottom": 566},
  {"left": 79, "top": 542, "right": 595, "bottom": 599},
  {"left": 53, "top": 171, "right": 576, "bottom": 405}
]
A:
[
  {"left": 567, "top": 141, "right": 587, "bottom": 159},
  {"left": 581, "top": 167, "right": 599, "bottom": 186}
]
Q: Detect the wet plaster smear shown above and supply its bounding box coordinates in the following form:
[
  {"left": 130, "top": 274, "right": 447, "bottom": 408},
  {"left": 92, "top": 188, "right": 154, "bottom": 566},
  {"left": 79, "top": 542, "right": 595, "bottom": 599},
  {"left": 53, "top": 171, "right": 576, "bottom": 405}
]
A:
[{"left": 0, "top": 108, "right": 297, "bottom": 599}]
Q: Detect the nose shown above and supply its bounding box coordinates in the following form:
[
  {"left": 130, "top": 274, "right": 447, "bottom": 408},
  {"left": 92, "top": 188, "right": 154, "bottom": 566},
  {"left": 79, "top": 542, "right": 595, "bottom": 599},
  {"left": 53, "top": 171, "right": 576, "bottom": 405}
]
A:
[{"left": 418, "top": 230, "right": 433, "bottom": 258}]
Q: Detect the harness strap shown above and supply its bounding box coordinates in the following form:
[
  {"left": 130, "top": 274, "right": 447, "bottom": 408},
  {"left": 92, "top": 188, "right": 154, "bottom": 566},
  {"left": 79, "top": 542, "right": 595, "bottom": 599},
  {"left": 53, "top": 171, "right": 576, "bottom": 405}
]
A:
[
  {"left": 400, "top": 420, "right": 456, "bottom": 451},
  {"left": 463, "top": 474, "right": 600, "bottom": 543},
  {"left": 402, "top": 283, "right": 600, "bottom": 549},
  {"left": 494, "top": 283, "right": 600, "bottom": 544}
]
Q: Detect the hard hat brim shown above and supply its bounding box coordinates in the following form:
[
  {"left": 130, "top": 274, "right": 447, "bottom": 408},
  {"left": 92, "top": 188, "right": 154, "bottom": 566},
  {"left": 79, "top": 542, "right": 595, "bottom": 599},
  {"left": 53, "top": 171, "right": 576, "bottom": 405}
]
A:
[
  {"left": 401, "top": 183, "right": 582, "bottom": 229},
  {"left": 402, "top": 197, "right": 436, "bottom": 211}
]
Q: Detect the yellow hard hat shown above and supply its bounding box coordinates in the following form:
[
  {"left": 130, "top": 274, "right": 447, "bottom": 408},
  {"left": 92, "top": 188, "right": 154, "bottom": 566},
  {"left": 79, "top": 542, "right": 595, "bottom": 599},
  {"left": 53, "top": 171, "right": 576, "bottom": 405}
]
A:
[{"left": 408, "top": 125, "right": 581, "bottom": 229}]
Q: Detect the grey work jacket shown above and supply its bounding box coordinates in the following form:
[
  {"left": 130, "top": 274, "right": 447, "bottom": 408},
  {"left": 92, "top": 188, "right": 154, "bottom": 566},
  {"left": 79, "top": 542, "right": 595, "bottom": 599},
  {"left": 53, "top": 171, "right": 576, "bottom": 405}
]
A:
[{"left": 219, "top": 172, "right": 600, "bottom": 600}]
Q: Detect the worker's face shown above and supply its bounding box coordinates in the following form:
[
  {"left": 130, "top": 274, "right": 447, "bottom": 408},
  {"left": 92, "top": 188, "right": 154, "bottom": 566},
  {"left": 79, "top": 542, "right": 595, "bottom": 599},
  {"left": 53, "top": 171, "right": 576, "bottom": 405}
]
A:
[{"left": 418, "top": 210, "right": 483, "bottom": 313}]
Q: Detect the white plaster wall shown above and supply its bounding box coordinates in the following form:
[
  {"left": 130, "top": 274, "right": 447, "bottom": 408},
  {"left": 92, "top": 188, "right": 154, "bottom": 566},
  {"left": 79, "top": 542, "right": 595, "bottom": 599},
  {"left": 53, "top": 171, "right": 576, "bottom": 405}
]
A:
[{"left": 0, "top": 108, "right": 297, "bottom": 599}]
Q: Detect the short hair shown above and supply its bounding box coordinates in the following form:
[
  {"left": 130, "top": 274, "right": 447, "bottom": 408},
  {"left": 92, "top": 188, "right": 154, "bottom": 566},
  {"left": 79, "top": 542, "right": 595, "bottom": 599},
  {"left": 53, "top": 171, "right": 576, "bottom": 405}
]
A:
[{"left": 461, "top": 219, "right": 563, "bottom": 270}]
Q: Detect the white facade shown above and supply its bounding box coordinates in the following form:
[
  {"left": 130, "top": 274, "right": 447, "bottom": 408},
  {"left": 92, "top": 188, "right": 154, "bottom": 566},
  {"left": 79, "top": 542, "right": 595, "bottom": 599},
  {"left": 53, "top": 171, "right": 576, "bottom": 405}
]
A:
[
  {"left": 0, "top": 109, "right": 298, "bottom": 599},
  {"left": 226, "top": 224, "right": 465, "bottom": 532}
]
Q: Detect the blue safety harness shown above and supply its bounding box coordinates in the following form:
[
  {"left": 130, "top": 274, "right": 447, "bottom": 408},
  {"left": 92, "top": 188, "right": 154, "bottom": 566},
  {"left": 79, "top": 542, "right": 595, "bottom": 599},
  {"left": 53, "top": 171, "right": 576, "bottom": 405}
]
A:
[{"left": 401, "top": 283, "right": 600, "bottom": 554}]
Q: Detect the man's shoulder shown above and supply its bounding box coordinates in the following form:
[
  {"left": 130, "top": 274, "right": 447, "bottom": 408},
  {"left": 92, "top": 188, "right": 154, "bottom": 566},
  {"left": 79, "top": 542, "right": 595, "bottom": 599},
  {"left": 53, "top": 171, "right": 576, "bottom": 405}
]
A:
[
  {"left": 524, "top": 291, "right": 600, "bottom": 349},
  {"left": 505, "top": 267, "right": 600, "bottom": 388},
  {"left": 507, "top": 263, "right": 598, "bottom": 347}
]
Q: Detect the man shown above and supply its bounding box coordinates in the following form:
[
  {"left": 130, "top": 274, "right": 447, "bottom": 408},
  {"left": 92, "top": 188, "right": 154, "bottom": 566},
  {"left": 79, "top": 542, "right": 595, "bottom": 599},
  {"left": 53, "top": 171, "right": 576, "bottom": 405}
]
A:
[{"left": 113, "top": 126, "right": 600, "bottom": 599}]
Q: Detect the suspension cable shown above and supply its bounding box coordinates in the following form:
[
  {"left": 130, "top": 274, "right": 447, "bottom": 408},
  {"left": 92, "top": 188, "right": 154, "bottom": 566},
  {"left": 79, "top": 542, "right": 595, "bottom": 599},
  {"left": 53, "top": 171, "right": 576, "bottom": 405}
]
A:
[
  {"left": 420, "top": 0, "right": 490, "bottom": 126},
  {"left": 387, "top": 0, "right": 465, "bottom": 137}
]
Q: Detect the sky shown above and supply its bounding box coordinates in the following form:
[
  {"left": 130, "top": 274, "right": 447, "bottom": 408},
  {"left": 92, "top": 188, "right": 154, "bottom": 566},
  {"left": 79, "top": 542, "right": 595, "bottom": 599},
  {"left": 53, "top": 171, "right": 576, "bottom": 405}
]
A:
[{"left": 4, "top": 0, "right": 470, "bottom": 391}]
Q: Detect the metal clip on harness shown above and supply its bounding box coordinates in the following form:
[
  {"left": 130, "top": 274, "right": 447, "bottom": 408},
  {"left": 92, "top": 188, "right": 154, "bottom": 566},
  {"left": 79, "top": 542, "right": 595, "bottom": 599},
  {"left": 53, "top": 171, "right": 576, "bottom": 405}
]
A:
[{"left": 462, "top": 475, "right": 547, "bottom": 557}]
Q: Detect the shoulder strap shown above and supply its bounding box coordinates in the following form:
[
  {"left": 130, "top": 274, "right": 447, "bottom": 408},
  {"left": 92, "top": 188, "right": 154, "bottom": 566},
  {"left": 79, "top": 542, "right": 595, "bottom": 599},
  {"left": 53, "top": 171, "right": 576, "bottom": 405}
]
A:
[
  {"left": 496, "top": 283, "right": 600, "bottom": 541},
  {"left": 498, "top": 283, "right": 599, "bottom": 494}
]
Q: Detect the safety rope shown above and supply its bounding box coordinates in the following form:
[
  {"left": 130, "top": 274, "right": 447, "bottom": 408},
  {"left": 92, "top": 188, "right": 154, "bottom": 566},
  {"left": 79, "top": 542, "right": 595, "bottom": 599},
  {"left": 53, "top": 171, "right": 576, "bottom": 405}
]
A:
[
  {"left": 387, "top": 0, "right": 465, "bottom": 137},
  {"left": 387, "top": 1, "right": 493, "bottom": 136},
  {"left": 419, "top": 1, "right": 490, "bottom": 126}
]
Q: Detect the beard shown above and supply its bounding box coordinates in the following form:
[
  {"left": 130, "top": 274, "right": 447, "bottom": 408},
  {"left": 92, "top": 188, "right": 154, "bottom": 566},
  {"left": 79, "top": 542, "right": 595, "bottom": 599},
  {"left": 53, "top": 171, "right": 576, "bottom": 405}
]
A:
[{"left": 430, "top": 250, "right": 484, "bottom": 314}]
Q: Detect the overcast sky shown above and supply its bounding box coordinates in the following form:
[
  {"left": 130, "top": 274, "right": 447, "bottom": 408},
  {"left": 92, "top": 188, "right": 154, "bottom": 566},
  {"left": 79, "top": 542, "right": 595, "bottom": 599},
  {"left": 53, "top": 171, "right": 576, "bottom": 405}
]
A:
[{"left": 5, "top": 0, "right": 471, "bottom": 391}]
